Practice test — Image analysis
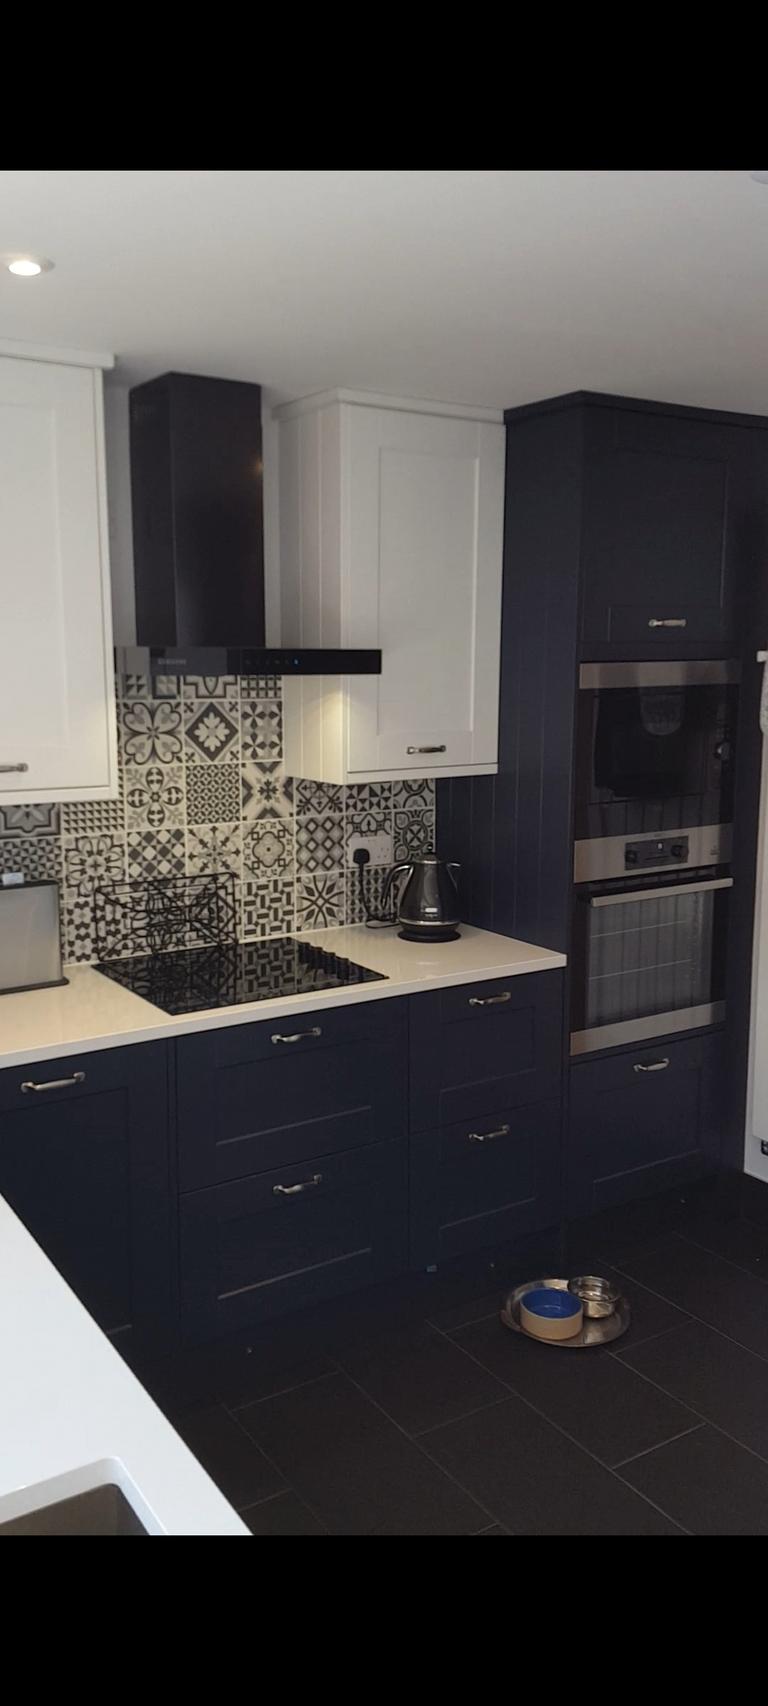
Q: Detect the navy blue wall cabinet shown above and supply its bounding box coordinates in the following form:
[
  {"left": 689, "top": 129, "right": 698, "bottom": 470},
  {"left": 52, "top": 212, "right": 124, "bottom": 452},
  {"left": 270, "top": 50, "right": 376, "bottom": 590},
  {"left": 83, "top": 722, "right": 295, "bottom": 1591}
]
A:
[
  {"left": 410, "top": 1098, "right": 561, "bottom": 1270},
  {"left": 578, "top": 400, "right": 763, "bottom": 659},
  {"left": 567, "top": 1030, "right": 725, "bottom": 1220},
  {"left": 179, "top": 1139, "right": 408, "bottom": 1342},
  {"left": 176, "top": 998, "right": 407, "bottom": 1190},
  {"left": 409, "top": 973, "right": 563, "bottom": 1133},
  {"left": 0, "top": 1044, "right": 172, "bottom": 1343}
]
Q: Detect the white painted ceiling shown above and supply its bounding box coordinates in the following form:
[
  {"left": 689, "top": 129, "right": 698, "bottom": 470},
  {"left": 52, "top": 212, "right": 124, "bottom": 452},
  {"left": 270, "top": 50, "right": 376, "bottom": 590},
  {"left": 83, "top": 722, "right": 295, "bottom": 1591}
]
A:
[{"left": 1, "top": 169, "right": 767, "bottom": 412}]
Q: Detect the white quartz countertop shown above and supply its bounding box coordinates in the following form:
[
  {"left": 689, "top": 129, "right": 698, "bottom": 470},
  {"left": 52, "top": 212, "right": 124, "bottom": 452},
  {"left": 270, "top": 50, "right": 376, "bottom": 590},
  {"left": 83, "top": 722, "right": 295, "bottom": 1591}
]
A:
[
  {"left": 0, "top": 923, "right": 565, "bottom": 1072},
  {"left": 0, "top": 1194, "right": 248, "bottom": 1536}
]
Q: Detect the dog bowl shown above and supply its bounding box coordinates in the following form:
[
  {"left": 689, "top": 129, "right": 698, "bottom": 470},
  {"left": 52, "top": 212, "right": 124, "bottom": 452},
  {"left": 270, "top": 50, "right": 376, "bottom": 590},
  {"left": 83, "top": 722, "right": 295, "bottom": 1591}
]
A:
[
  {"left": 568, "top": 1275, "right": 622, "bottom": 1319},
  {"left": 519, "top": 1286, "right": 584, "bottom": 1341}
]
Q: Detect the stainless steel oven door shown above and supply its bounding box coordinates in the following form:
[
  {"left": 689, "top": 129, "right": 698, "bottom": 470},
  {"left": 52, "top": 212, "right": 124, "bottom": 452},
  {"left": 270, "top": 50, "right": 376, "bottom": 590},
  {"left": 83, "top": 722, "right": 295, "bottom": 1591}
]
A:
[{"left": 570, "top": 874, "right": 732, "bottom": 1056}]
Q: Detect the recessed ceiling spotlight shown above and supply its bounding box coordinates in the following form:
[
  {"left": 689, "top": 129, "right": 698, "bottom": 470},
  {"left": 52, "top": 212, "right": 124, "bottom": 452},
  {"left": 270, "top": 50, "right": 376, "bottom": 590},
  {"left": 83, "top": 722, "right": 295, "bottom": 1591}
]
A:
[
  {"left": 750, "top": 171, "right": 768, "bottom": 184},
  {"left": 4, "top": 254, "right": 54, "bottom": 277}
]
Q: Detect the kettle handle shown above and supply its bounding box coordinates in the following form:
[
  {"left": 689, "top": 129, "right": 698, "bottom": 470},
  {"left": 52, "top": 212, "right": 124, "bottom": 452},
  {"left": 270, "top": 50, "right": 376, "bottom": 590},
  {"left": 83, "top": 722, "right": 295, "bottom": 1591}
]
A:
[
  {"left": 447, "top": 861, "right": 461, "bottom": 885},
  {"left": 381, "top": 862, "right": 412, "bottom": 910}
]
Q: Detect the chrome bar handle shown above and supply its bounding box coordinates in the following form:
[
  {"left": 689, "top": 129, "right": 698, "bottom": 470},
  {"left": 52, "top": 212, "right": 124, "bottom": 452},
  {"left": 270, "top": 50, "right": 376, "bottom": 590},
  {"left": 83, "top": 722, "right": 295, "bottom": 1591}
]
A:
[
  {"left": 273, "top": 1173, "right": 323, "bottom": 1196},
  {"left": 468, "top": 1123, "right": 511, "bottom": 1144},
  {"left": 591, "top": 877, "right": 733, "bottom": 908},
  {"left": 468, "top": 991, "right": 511, "bottom": 1006},
  {"left": 21, "top": 1071, "right": 86, "bottom": 1094},
  {"left": 648, "top": 618, "right": 687, "bottom": 629},
  {"left": 633, "top": 1059, "right": 670, "bottom": 1073},
  {"left": 0, "top": 763, "right": 29, "bottom": 774},
  {"left": 270, "top": 1027, "right": 322, "bottom": 1045},
  {"left": 406, "top": 744, "right": 447, "bottom": 754}
]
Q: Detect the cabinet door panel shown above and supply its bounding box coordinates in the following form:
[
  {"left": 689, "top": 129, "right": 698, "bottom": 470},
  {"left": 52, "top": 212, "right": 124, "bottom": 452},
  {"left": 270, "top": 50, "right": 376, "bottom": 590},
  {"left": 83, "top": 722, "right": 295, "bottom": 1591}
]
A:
[
  {"left": 346, "top": 408, "right": 504, "bottom": 774},
  {"left": 179, "top": 1140, "right": 407, "bottom": 1340},
  {"left": 580, "top": 408, "right": 743, "bottom": 655},
  {"left": 410, "top": 1099, "right": 561, "bottom": 1268},
  {"left": 0, "top": 357, "right": 116, "bottom": 799},
  {"left": 568, "top": 1032, "right": 724, "bottom": 1218},
  {"left": 409, "top": 972, "right": 563, "bottom": 1131},
  {"left": 0, "top": 1043, "right": 171, "bottom": 1339}
]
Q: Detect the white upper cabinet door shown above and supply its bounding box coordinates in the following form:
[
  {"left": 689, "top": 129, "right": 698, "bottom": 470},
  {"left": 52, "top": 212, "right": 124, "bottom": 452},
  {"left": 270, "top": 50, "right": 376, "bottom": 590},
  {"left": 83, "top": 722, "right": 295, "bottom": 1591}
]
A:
[
  {"left": 0, "top": 356, "right": 117, "bottom": 802},
  {"left": 344, "top": 405, "right": 504, "bottom": 776},
  {"left": 278, "top": 392, "right": 505, "bottom": 784}
]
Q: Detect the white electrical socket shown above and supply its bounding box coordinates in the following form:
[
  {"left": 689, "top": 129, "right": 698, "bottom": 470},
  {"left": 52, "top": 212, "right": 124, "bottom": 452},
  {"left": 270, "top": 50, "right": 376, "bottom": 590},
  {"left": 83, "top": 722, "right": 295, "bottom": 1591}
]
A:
[{"left": 347, "top": 831, "right": 393, "bottom": 869}]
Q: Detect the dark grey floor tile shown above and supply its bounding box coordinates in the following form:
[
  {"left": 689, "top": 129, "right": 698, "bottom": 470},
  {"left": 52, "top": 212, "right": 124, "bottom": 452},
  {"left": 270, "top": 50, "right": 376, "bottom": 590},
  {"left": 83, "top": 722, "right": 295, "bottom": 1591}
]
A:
[
  {"left": 428, "top": 1290, "right": 503, "bottom": 1332},
  {"left": 617, "top": 1238, "right": 768, "bottom": 1361},
  {"left": 678, "top": 1212, "right": 768, "bottom": 1282},
  {"left": 337, "top": 1324, "right": 506, "bottom": 1435},
  {"left": 449, "top": 1315, "right": 697, "bottom": 1467},
  {"left": 239, "top": 1373, "right": 489, "bottom": 1535},
  {"left": 220, "top": 1351, "right": 337, "bottom": 1410},
  {"left": 622, "top": 1322, "right": 768, "bottom": 1461},
  {"left": 477, "top": 1524, "right": 508, "bottom": 1534},
  {"left": 242, "top": 1492, "right": 327, "bottom": 1536},
  {"left": 421, "top": 1397, "right": 680, "bottom": 1535},
  {"left": 590, "top": 1264, "right": 691, "bottom": 1351},
  {"left": 619, "top": 1425, "right": 768, "bottom": 1535},
  {"left": 177, "top": 1406, "right": 286, "bottom": 1510}
]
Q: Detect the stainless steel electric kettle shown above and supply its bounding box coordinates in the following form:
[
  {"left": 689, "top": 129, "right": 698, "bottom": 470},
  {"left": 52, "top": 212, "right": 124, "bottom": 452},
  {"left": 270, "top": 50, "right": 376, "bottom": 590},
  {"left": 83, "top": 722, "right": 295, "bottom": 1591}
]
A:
[{"left": 381, "top": 856, "right": 461, "bottom": 942}]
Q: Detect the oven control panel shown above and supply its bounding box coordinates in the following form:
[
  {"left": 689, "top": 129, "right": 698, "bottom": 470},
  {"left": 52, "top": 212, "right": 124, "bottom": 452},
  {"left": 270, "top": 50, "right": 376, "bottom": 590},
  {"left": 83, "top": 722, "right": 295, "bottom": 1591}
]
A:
[{"left": 624, "top": 835, "right": 689, "bottom": 869}]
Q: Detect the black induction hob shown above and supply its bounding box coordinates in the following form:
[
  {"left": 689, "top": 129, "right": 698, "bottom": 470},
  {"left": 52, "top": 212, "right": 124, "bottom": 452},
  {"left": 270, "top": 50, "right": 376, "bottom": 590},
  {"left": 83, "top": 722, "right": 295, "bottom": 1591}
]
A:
[{"left": 96, "top": 937, "right": 385, "bottom": 1016}]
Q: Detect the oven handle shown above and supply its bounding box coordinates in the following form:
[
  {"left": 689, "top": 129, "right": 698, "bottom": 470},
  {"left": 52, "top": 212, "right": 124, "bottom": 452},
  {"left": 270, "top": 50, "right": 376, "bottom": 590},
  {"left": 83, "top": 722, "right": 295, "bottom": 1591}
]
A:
[{"left": 589, "top": 876, "right": 733, "bottom": 908}]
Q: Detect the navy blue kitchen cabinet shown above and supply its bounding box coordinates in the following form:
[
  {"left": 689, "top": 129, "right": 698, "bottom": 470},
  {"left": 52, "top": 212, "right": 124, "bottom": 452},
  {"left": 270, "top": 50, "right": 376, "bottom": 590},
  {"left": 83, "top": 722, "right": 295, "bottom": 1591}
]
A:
[
  {"left": 408, "top": 973, "right": 564, "bottom": 1266},
  {"left": 176, "top": 999, "right": 409, "bottom": 1338},
  {"left": 0, "top": 1044, "right": 172, "bottom": 1343},
  {"left": 176, "top": 998, "right": 407, "bottom": 1190},
  {"left": 578, "top": 399, "right": 762, "bottom": 659},
  {"left": 567, "top": 1031, "right": 725, "bottom": 1220}
]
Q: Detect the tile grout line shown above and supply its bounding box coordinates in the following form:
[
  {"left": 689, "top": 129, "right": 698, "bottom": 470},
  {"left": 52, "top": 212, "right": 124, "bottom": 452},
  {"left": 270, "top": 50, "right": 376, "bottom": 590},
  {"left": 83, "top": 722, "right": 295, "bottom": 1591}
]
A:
[
  {"left": 605, "top": 1260, "right": 768, "bottom": 1369},
  {"left": 607, "top": 1340, "right": 768, "bottom": 1474},
  {"left": 425, "top": 1320, "right": 692, "bottom": 1533},
  {"left": 611, "top": 1423, "right": 705, "bottom": 1471},
  {"left": 674, "top": 1227, "right": 768, "bottom": 1289},
  {"left": 226, "top": 1366, "right": 339, "bottom": 1414}
]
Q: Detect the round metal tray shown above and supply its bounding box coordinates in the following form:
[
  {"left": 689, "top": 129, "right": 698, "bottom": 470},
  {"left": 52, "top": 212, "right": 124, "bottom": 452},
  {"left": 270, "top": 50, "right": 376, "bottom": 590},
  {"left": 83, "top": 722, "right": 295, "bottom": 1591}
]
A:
[{"left": 500, "top": 1277, "right": 631, "bottom": 1348}]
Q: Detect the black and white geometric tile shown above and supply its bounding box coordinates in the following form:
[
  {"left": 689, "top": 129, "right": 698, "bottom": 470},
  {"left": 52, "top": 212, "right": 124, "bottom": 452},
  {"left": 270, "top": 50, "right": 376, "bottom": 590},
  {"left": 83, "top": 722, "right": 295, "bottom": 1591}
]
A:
[
  {"left": 120, "top": 673, "right": 179, "bottom": 701},
  {"left": 242, "top": 877, "right": 295, "bottom": 941},
  {"left": 0, "top": 835, "right": 61, "bottom": 882},
  {"left": 393, "top": 806, "right": 435, "bottom": 861},
  {"left": 295, "top": 779, "right": 343, "bottom": 815},
  {"left": 61, "top": 798, "right": 123, "bottom": 836},
  {"left": 239, "top": 675, "right": 281, "bottom": 699},
  {"left": 186, "top": 822, "right": 243, "bottom": 877},
  {"left": 183, "top": 675, "right": 239, "bottom": 700},
  {"left": 243, "top": 819, "right": 294, "bottom": 876},
  {"left": 296, "top": 873, "right": 345, "bottom": 929},
  {"left": 186, "top": 764, "right": 240, "bottom": 825},
  {"left": 241, "top": 761, "right": 293, "bottom": 822},
  {"left": 126, "top": 827, "right": 186, "bottom": 881},
  {"left": 295, "top": 813, "right": 345, "bottom": 872},
  {"left": 240, "top": 699, "right": 282, "bottom": 762},
  {"left": 184, "top": 699, "right": 240, "bottom": 766},
  {"left": 346, "top": 865, "right": 401, "bottom": 925},
  {"left": 63, "top": 832, "right": 125, "bottom": 894},
  {"left": 121, "top": 698, "right": 184, "bottom": 766},
  {"left": 346, "top": 780, "right": 393, "bottom": 841},
  {"left": 124, "top": 764, "right": 185, "bottom": 830},
  {"left": 0, "top": 802, "right": 60, "bottom": 837}
]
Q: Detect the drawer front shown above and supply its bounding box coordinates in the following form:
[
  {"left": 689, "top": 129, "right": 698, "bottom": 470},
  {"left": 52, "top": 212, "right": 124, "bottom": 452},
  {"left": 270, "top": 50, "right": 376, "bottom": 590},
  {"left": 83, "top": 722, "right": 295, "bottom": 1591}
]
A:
[
  {"left": 179, "top": 1140, "right": 408, "bottom": 1341},
  {"left": 604, "top": 603, "right": 729, "bottom": 650},
  {"left": 177, "top": 1001, "right": 407, "bottom": 1189},
  {"left": 409, "top": 972, "right": 563, "bottom": 1132},
  {"left": 0, "top": 1048, "right": 137, "bottom": 1113},
  {"left": 410, "top": 1099, "right": 561, "bottom": 1268},
  {"left": 568, "top": 1032, "right": 724, "bottom": 1219}
]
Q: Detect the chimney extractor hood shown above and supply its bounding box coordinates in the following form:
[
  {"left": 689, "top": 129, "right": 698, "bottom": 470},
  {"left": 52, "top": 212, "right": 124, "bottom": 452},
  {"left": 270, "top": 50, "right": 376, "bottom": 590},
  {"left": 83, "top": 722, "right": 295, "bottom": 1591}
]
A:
[{"left": 117, "top": 371, "right": 380, "bottom": 678}]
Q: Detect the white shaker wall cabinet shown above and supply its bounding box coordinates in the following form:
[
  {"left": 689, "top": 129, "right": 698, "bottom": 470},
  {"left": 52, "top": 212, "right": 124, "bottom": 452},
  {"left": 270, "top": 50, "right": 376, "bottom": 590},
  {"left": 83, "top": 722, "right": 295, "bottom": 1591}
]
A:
[
  {"left": 278, "top": 390, "right": 505, "bottom": 784},
  {"left": 0, "top": 349, "right": 118, "bottom": 803}
]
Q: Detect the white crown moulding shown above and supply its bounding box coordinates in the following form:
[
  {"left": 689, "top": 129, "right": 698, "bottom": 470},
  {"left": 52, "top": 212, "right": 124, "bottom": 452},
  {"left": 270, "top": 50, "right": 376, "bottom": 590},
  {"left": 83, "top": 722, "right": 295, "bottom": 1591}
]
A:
[
  {"left": 273, "top": 386, "right": 502, "bottom": 422},
  {"left": 0, "top": 337, "right": 115, "bottom": 370}
]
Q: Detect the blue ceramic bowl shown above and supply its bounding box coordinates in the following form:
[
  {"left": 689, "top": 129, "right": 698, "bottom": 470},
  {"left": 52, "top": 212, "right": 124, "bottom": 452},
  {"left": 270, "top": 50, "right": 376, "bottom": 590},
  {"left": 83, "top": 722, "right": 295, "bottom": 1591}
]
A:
[{"left": 522, "top": 1287, "right": 582, "bottom": 1320}]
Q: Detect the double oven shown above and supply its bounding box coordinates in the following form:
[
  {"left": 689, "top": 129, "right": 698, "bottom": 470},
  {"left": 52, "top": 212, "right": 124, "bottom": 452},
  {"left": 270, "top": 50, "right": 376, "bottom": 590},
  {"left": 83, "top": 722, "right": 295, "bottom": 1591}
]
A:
[{"left": 571, "top": 660, "right": 738, "bottom": 1055}]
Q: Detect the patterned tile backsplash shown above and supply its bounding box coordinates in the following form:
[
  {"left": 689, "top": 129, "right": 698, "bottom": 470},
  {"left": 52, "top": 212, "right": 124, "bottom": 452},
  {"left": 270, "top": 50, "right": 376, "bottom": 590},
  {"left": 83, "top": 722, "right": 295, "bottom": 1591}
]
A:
[{"left": 0, "top": 675, "right": 436, "bottom": 964}]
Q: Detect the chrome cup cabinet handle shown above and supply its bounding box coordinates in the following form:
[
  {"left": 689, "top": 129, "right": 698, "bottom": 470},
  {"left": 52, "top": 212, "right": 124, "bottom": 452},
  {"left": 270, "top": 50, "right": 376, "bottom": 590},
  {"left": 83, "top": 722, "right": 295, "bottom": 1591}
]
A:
[
  {"left": 406, "top": 744, "right": 447, "bottom": 754},
  {"left": 468, "top": 991, "right": 511, "bottom": 1007},
  {"left": 0, "top": 763, "right": 29, "bottom": 774},
  {"left": 271, "top": 1027, "right": 322, "bottom": 1045},
  {"left": 633, "top": 1058, "right": 671, "bottom": 1073},
  {"left": 647, "top": 618, "right": 687, "bottom": 629}
]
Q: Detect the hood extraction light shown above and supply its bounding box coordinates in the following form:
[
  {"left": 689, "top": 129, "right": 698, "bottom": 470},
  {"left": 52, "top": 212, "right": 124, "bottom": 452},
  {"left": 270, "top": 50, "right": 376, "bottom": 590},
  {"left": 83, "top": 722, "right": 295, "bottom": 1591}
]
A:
[{"left": 5, "top": 254, "right": 54, "bottom": 277}]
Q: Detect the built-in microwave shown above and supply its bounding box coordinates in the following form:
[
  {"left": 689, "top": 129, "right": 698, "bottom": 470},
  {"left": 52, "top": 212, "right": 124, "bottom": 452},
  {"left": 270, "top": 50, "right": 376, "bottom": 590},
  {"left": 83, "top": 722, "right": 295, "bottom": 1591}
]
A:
[{"left": 574, "top": 660, "right": 739, "bottom": 882}]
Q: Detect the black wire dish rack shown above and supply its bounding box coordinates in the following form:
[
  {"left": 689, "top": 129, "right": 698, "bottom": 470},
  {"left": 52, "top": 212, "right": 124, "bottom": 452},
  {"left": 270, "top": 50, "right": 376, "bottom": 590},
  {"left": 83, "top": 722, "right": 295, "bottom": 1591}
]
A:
[{"left": 93, "top": 873, "right": 238, "bottom": 961}]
